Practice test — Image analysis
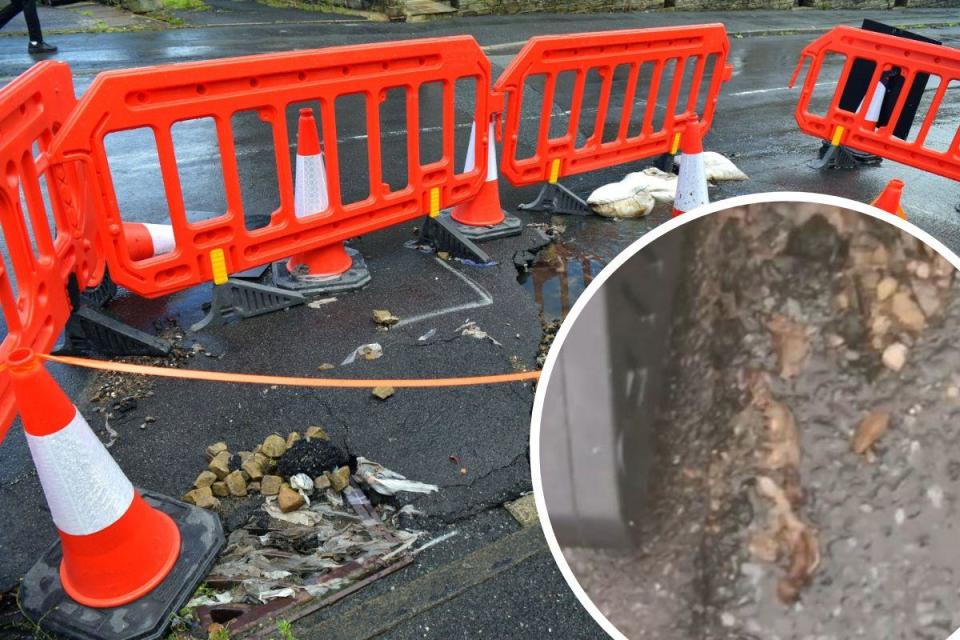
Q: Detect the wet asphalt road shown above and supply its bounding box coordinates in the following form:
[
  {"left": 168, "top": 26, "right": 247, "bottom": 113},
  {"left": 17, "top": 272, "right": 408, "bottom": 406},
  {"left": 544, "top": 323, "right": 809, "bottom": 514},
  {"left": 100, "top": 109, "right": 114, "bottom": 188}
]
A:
[{"left": 1, "top": 7, "right": 960, "bottom": 639}]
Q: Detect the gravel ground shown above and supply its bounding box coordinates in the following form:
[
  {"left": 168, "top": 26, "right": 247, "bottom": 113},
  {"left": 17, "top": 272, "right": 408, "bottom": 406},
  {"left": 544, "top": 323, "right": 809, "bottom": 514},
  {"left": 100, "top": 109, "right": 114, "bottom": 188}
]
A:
[{"left": 562, "top": 204, "right": 960, "bottom": 640}]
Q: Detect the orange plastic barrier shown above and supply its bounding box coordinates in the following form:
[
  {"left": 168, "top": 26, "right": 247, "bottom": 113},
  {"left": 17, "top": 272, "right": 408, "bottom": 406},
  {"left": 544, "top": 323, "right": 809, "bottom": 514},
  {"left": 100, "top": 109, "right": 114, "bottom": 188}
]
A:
[
  {"left": 49, "top": 37, "right": 493, "bottom": 298},
  {"left": 0, "top": 61, "right": 105, "bottom": 439},
  {"left": 494, "top": 24, "right": 733, "bottom": 187},
  {"left": 791, "top": 26, "right": 960, "bottom": 181}
]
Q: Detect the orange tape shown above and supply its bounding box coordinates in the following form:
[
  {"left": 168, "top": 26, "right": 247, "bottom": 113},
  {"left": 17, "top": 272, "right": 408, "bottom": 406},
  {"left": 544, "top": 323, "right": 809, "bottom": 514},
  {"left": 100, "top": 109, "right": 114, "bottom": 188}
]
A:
[{"left": 40, "top": 354, "right": 540, "bottom": 388}]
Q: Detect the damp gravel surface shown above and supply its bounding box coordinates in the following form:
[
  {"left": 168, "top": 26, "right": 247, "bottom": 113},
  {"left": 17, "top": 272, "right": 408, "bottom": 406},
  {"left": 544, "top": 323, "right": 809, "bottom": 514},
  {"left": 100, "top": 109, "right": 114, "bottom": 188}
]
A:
[{"left": 564, "top": 204, "right": 960, "bottom": 640}]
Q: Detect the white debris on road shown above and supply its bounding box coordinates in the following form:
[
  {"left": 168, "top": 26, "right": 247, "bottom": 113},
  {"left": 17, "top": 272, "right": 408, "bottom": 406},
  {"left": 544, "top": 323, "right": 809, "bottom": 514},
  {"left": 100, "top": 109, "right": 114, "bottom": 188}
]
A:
[
  {"left": 587, "top": 153, "right": 747, "bottom": 218},
  {"left": 356, "top": 457, "right": 439, "bottom": 496},
  {"left": 457, "top": 320, "right": 502, "bottom": 347},
  {"left": 341, "top": 342, "right": 383, "bottom": 365}
]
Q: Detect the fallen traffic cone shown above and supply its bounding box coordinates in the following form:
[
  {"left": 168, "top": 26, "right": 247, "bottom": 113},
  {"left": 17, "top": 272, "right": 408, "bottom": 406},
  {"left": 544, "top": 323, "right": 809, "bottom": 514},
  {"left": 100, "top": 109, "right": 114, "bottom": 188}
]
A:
[
  {"left": 442, "top": 118, "right": 521, "bottom": 241},
  {"left": 275, "top": 108, "right": 370, "bottom": 294},
  {"left": 672, "top": 117, "right": 709, "bottom": 218},
  {"left": 287, "top": 108, "right": 350, "bottom": 277},
  {"left": 8, "top": 347, "right": 180, "bottom": 608},
  {"left": 124, "top": 222, "right": 176, "bottom": 261},
  {"left": 871, "top": 178, "right": 906, "bottom": 219}
]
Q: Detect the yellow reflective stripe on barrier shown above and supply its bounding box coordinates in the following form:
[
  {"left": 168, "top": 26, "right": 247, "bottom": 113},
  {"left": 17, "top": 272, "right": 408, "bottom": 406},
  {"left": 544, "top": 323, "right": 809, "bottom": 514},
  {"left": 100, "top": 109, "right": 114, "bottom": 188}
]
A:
[
  {"left": 210, "top": 248, "right": 228, "bottom": 285},
  {"left": 429, "top": 187, "right": 440, "bottom": 218},
  {"left": 831, "top": 125, "right": 845, "bottom": 147},
  {"left": 670, "top": 132, "right": 682, "bottom": 155},
  {"left": 548, "top": 159, "right": 561, "bottom": 185}
]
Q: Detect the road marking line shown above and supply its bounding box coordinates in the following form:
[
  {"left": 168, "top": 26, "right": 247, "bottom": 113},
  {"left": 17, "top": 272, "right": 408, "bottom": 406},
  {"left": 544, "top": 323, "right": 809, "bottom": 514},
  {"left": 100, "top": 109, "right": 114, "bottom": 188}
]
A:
[{"left": 394, "top": 257, "right": 493, "bottom": 328}]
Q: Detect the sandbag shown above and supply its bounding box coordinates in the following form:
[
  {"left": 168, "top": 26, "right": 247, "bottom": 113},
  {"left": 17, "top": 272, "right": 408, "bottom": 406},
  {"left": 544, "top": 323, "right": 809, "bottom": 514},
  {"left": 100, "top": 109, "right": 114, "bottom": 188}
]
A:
[
  {"left": 587, "top": 168, "right": 677, "bottom": 218},
  {"left": 676, "top": 151, "right": 749, "bottom": 182}
]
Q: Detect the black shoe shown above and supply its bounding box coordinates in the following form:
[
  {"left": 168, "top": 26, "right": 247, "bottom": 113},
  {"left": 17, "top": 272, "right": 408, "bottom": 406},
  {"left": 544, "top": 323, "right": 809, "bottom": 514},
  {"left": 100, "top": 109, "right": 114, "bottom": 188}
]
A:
[{"left": 28, "top": 41, "right": 57, "bottom": 55}]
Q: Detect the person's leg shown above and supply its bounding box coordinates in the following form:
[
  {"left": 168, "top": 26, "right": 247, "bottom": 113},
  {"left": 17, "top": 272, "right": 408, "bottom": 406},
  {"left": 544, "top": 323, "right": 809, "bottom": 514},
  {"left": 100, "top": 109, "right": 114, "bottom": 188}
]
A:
[
  {"left": 0, "top": 0, "right": 25, "bottom": 31},
  {"left": 20, "top": 0, "right": 43, "bottom": 43}
]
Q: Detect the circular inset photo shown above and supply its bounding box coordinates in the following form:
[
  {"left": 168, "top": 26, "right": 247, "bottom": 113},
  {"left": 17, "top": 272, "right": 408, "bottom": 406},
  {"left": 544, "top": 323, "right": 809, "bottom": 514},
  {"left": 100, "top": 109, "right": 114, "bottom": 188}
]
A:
[{"left": 532, "top": 194, "right": 960, "bottom": 640}]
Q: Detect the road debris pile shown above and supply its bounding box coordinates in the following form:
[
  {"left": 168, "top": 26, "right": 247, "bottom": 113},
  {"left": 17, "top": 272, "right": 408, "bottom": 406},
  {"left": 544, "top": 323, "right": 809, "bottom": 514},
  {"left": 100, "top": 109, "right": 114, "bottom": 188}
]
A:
[
  {"left": 86, "top": 326, "right": 210, "bottom": 445},
  {"left": 835, "top": 224, "right": 955, "bottom": 372},
  {"left": 174, "top": 426, "right": 438, "bottom": 637},
  {"left": 742, "top": 374, "right": 819, "bottom": 605},
  {"left": 537, "top": 316, "right": 562, "bottom": 369}
]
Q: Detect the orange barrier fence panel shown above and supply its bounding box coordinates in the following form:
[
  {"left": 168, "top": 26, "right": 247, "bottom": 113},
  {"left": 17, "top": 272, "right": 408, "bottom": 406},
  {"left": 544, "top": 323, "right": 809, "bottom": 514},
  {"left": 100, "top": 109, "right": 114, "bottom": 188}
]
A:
[
  {"left": 0, "top": 61, "right": 104, "bottom": 440},
  {"left": 791, "top": 26, "right": 960, "bottom": 182},
  {"left": 49, "top": 37, "right": 492, "bottom": 298},
  {"left": 493, "top": 24, "right": 733, "bottom": 187}
]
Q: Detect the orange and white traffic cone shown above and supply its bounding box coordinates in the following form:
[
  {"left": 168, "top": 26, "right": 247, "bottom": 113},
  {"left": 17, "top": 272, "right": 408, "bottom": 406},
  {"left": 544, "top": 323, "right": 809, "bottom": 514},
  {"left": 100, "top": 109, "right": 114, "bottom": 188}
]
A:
[
  {"left": 287, "top": 108, "right": 350, "bottom": 276},
  {"left": 8, "top": 347, "right": 181, "bottom": 608},
  {"left": 274, "top": 107, "right": 370, "bottom": 295},
  {"left": 871, "top": 178, "right": 906, "bottom": 219},
  {"left": 276, "top": 109, "right": 369, "bottom": 294},
  {"left": 672, "top": 118, "right": 709, "bottom": 218},
  {"left": 443, "top": 118, "right": 521, "bottom": 241},
  {"left": 123, "top": 222, "right": 176, "bottom": 261}
]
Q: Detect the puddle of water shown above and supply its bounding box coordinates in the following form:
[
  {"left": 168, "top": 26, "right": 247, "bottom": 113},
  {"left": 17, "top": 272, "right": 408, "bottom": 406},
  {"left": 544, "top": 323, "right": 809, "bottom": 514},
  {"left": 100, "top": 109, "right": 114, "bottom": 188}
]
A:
[
  {"left": 518, "top": 208, "right": 670, "bottom": 320},
  {"left": 109, "top": 282, "right": 211, "bottom": 333}
]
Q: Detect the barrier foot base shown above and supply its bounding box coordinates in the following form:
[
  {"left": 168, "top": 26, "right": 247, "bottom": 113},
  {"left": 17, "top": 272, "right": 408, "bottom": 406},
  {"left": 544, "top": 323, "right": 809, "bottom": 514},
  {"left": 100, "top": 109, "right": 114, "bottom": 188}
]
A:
[
  {"left": 812, "top": 142, "right": 883, "bottom": 170},
  {"left": 56, "top": 275, "right": 171, "bottom": 357},
  {"left": 652, "top": 152, "right": 676, "bottom": 174},
  {"left": 415, "top": 215, "right": 493, "bottom": 264},
  {"left": 232, "top": 263, "right": 271, "bottom": 280},
  {"left": 271, "top": 247, "right": 371, "bottom": 297},
  {"left": 437, "top": 209, "right": 523, "bottom": 242},
  {"left": 518, "top": 182, "right": 591, "bottom": 216},
  {"left": 192, "top": 278, "right": 307, "bottom": 332},
  {"left": 19, "top": 490, "right": 225, "bottom": 640},
  {"left": 60, "top": 306, "right": 172, "bottom": 357}
]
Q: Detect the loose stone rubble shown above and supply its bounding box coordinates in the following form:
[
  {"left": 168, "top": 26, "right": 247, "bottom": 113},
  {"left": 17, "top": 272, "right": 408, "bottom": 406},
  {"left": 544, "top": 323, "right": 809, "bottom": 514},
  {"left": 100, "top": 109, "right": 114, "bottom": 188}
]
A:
[{"left": 173, "top": 426, "right": 439, "bottom": 637}]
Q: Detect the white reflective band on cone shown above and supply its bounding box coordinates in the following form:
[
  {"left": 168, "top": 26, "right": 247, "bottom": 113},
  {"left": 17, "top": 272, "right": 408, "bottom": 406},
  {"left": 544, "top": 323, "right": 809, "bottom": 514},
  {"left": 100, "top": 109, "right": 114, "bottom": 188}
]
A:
[
  {"left": 294, "top": 153, "right": 329, "bottom": 218},
  {"left": 463, "top": 121, "right": 498, "bottom": 183},
  {"left": 865, "top": 83, "right": 886, "bottom": 122},
  {"left": 143, "top": 223, "right": 176, "bottom": 255},
  {"left": 26, "top": 409, "right": 135, "bottom": 536},
  {"left": 675, "top": 153, "right": 709, "bottom": 213},
  {"left": 856, "top": 82, "right": 886, "bottom": 123}
]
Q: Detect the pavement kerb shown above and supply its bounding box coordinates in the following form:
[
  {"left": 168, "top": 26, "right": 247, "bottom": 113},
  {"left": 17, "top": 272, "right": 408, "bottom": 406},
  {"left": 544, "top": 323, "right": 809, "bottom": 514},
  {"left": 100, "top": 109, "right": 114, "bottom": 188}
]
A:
[
  {"left": 1, "top": 13, "right": 956, "bottom": 39},
  {"left": 290, "top": 524, "right": 549, "bottom": 639}
]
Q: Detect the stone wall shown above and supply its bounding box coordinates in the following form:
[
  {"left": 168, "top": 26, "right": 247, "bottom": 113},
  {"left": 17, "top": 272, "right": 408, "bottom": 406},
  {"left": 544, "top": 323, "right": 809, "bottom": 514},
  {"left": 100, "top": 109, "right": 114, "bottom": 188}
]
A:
[
  {"left": 458, "top": 0, "right": 959, "bottom": 14},
  {"left": 798, "top": 0, "right": 893, "bottom": 8},
  {"left": 458, "top": 0, "right": 661, "bottom": 15},
  {"left": 674, "top": 0, "right": 793, "bottom": 8}
]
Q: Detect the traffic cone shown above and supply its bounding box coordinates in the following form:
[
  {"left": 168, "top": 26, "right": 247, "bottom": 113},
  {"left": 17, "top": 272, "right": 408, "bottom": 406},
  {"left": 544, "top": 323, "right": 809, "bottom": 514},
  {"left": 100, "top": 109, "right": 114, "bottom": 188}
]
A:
[
  {"left": 871, "top": 179, "right": 906, "bottom": 219},
  {"left": 452, "top": 120, "right": 506, "bottom": 227},
  {"left": 8, "top": 347, "right": 181, "bottom": 608},
  {"left": 442, "top": 118, "right": 521, "bottom": 240},
  {"left": 287, "top": 108, "right": 351, "bottom": 277},
  {"left": 672, "top": 118, "right": 709, "bottom": 218},
  {"left": 860, "top": 80, "right": 886, "bottom": 127},
  {"left": 123, "top": 222, "right": 176, "bottom": 261}
]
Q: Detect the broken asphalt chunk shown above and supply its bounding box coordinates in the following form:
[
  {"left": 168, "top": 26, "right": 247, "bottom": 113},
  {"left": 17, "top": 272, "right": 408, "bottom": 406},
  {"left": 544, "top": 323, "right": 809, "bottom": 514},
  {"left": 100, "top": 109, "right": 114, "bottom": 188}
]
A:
[
  {"left": 372, "top": 309, "right": 399, "bottom": 326},
  {"left": 261, "top": 433, "right": 287, "bottom": 458},
  {"left": 371, "top": 386, "right": 395, "bottom": 400}
]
